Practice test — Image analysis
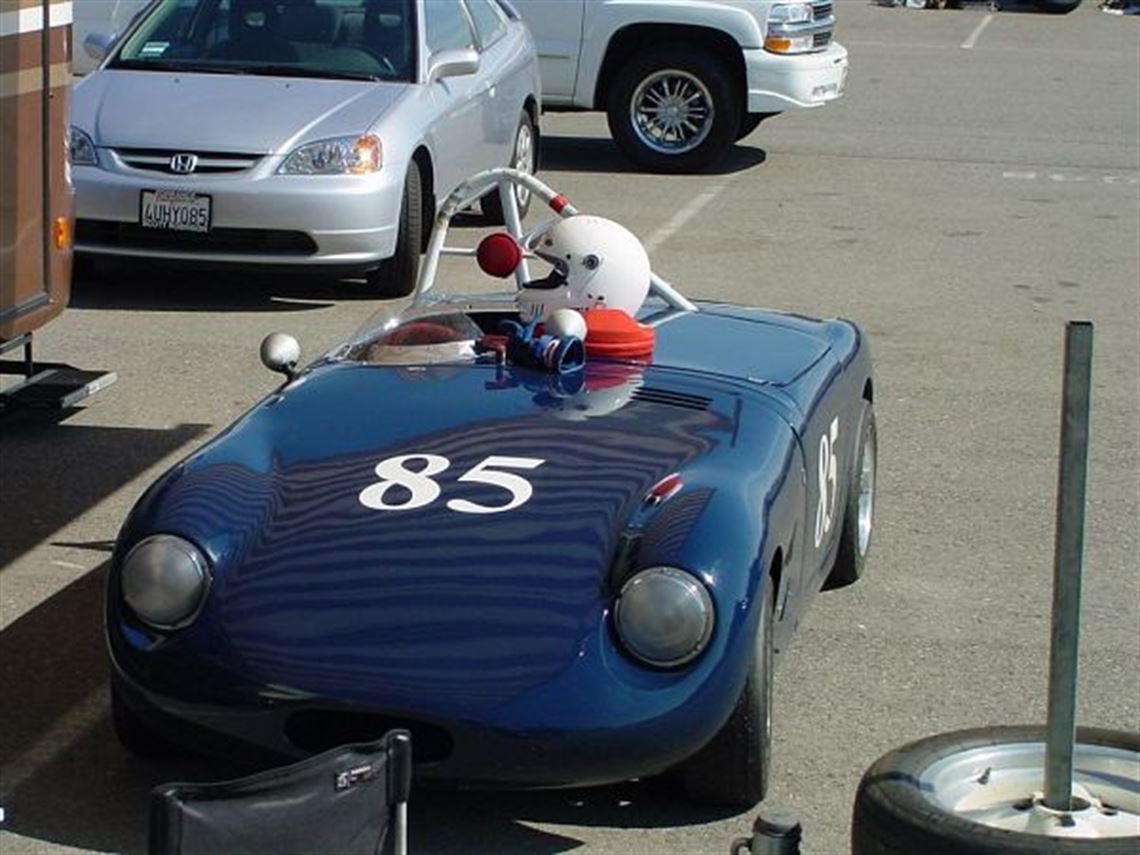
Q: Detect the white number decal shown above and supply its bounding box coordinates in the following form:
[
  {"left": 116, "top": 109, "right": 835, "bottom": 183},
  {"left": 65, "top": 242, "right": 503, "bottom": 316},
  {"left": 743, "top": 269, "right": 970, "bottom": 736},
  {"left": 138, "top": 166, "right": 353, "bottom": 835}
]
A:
[
  {"left": 813, "top": 417, "right": 840, "bottom": 548},
  {"left": 359, "top": 454, "right": 450, "bottom": 511},
  {"left": 446, "top": 456, "right": 545, "bottom": 515},
  {"left": 359, "top": 454, "right": 545, "bottom": 514}
]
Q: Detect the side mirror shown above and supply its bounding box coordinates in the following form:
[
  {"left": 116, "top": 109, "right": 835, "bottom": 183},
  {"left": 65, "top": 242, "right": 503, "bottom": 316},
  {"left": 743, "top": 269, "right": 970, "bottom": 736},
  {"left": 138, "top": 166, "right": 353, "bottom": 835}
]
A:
[
  {"left": 84, "top": 32, "right": 114, "bottom": 62},
  {"left": 260, "top": 333, "right": 301, "bottom": 379},
  {"left": 428, "top": 48, "right": 479, "bottom": 83}
]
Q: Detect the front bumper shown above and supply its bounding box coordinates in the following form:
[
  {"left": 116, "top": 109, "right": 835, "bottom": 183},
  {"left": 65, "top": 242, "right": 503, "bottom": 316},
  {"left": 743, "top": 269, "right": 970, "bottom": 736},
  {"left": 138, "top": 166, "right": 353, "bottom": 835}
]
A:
[
  {"left": 744, "top": 42, "right": 849, "bottom": 113},
  {"left": 73, "top": 155, "right": 403, "bottom": 268}
]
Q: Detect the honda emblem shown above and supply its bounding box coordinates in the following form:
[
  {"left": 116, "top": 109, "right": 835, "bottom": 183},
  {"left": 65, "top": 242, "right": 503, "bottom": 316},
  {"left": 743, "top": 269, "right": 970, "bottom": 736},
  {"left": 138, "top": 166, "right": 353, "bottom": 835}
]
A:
[{"left": 170, "top": 153, "right": 198, "bottom": 175}]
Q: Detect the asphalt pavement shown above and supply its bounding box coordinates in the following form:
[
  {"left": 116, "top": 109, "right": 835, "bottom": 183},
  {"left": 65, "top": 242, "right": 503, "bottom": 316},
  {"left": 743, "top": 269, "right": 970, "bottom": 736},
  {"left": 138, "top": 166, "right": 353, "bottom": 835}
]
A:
[{"left": 2, "top": 2, "right": 1138, "bottom": 853}]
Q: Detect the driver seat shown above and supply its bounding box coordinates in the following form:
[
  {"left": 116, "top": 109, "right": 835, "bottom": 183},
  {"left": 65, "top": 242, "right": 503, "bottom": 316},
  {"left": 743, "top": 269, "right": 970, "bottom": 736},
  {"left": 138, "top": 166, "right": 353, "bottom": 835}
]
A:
[
  {"left": 362, "top": 0, "right": 411, "bottom": 75},
  {"left": 208, "top": 0, "right": 299, "bottom": 63}
]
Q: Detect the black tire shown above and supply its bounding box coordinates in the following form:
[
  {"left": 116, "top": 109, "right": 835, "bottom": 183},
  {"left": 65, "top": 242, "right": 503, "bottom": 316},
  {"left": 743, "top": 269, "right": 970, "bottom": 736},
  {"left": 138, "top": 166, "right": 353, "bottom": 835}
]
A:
[
  {"left": 852, "top": 726, "right": 1140, "bottom": 855},
  {"left": 483, "top": 110, "right": 536, "bottom": 224},
  {"left": 111, "top": 680, "right": 183, "bottom": 758},
  {"left": 681, "top": 580, "right": 773, "bottom": 807},
  {"left": 735, "top": 112, "right": 775, "bottom": 141},
  {"left": 606, "top": 47, "right": 741, "bottom": 173},
  {"left": 826, "top": 404, "right": 876, "bottom": 590},
  {"left": 1035, "top": 0, "right": 1082, "bottom": 12},
  {"left": 367, "top": 159, "right": 422, "bottom": 298}
]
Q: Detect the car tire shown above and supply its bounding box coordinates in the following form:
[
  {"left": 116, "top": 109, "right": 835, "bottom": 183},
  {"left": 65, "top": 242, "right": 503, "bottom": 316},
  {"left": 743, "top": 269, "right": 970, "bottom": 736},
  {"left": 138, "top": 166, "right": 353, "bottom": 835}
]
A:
[
  {"left": 736, "top": 112, "right": 775, "bottom": 141},
  {"left": 606, "top": 47, "right": 741, "bottom": 173},
  {"left": 852, "top": 726, "right": 1140, "bottom": 855},
  {"left": 1035, "top": 0, "right": 1082, "bottom": 12},
  {"left": 681, "top": 579, "right": 773, "bottom": 807},
  {"left": 367, "top": 159, "right": 423, "bottom": 298},
  {"left": 483, "top": 110, "right": 536, "bottom": 224},
  {"left": 826, "top": 404, "right": 876, "bottom": 590},
  {"left": 111, "top": 680, "right": 183, "bottom": 758}
]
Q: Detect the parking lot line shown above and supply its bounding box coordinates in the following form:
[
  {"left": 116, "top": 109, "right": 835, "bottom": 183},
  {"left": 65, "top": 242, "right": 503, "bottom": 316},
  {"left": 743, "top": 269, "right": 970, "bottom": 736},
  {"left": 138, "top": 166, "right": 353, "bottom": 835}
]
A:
[
  {"left": 644, "top": 183, "right": 728, "bottom": 254},
  {"left": 962, "top": 13, "right": 995, "bottom": 49}
]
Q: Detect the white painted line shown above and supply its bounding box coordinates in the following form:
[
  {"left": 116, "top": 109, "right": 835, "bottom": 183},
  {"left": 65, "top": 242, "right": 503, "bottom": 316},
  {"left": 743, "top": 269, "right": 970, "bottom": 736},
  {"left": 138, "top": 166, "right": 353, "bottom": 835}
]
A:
[
  {"left": 51, "top": 560, "right": 86, "bottom": 571},
  {"left": 962, "top": 13, "right": 995, "bottom": 50},
  {"left": 644, "top": 183, "right": 728, "bottom": 254},
  {"left": 1003, "top": 171, "right": 1038, "bottom": 180},
  {"left": 1, "top": 684, "right": 108, "bottom": 796}
]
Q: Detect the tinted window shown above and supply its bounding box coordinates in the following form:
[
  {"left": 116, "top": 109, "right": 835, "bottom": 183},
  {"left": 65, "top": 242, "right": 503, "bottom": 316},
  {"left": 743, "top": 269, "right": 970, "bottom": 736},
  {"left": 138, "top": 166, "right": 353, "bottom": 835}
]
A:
[
  {"left": 424, "top": 0, "right": 475, "bottom": 54},
  {"left": 465, "top": 0, "right": 505, "bottom": 49}
]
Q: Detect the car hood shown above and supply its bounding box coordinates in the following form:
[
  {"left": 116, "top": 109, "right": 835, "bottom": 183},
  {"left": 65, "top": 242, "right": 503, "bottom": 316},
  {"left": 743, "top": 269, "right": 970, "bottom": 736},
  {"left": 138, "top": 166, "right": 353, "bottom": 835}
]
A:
[
  {"left": 126, "top": 361, "right": 756, "bottom": 713},
  {"left": 73, "top": 70, "right": 406, "bottom": 153}
]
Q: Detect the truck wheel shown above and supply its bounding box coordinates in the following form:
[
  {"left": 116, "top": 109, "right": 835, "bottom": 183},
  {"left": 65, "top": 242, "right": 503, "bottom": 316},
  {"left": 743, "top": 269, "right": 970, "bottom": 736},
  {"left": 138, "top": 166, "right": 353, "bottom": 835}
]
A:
[
  {"left": 607, "top": 47, "right": 740, "bottom": 173},
  {"left": 826, "top": 405, "right": 877, "bottom": 589},
  {"left": 852, "top": 726, "right": 1140, "bottom": 855},
  {"left": 367, "top": 160, "right": 422, "bottom": 298},
  {"left": 483, "top": 110, "right": 536, "bottom": 224},
  {"left": 681, "top": 580, "right": 773, "bottom": 807}
]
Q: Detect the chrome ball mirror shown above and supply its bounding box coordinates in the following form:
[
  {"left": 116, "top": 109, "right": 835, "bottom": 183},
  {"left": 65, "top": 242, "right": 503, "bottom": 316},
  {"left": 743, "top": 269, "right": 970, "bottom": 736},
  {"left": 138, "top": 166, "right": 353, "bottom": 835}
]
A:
[{"left": 260, "top": 333, "right": 301, "bottom": 379}]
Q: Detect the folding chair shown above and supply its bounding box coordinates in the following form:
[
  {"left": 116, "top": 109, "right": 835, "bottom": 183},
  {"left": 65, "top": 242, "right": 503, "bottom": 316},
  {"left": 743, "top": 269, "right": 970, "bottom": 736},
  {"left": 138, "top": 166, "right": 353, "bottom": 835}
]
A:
[{"left": 148, "top": 729, "right": 412, "bottom": 855}]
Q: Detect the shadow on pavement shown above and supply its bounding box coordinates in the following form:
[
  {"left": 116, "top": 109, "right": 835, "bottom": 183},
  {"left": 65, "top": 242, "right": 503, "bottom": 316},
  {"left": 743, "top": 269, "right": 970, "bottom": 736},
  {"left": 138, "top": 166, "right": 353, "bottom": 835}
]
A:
[
  {"left": 0, "top": 421, "right": 210, "bottom": 570},
  {"left": 541, "top": 135, "right": 768, "bottom": 175},
  {"left": 0, "top": 568, "right": 741, "bottom": 855}
]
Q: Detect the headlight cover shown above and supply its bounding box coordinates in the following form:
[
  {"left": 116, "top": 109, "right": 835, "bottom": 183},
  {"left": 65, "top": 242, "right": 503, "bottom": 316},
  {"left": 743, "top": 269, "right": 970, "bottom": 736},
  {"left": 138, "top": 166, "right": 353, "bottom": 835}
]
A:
[
  {"left": 278, "top": 134, "right": 383, "bottom": 175},
  {"left": 121, "top": 534, "right": 210, "bottom": 629},
  {"left": 69, "top": 126, "right": 97, "bottom": 166},
  {"left": 768, "top": 2, "right": 814, "bottom": 25},
  {"left": 614, "top": 566, "right": 714, "bottom": 668}
]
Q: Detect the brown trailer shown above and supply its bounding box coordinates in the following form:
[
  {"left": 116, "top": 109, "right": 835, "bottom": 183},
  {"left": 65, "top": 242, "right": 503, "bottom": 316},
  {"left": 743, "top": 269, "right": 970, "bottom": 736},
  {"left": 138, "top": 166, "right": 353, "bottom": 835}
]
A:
[{"left": 0, "top": 0, "right": 114, "bottom": 409}]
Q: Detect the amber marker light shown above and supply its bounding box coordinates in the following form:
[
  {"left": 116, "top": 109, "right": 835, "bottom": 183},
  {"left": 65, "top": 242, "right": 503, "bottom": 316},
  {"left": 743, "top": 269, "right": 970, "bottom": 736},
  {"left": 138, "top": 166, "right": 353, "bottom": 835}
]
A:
[
  {"left": 349, "top": 135, "right": 383, "bottom": 175},
  {"left": 54, "top": 217, "right": 71, "bottom": 250}
]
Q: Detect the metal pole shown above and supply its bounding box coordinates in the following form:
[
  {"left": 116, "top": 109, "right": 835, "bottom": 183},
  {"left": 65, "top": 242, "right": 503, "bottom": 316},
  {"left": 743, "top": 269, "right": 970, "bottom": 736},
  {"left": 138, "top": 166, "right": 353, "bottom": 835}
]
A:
[{"left": 1043, "top": 321, "right": 1093, "bottom": 811}]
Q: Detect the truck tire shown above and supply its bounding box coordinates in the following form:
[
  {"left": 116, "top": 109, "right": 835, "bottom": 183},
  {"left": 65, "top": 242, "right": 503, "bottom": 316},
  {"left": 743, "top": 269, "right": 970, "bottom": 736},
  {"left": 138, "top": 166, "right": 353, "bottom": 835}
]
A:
[
  {"left": 681, "top": 579, "right": 773, "bottom": 807},
  {"left": 367, "top": 160, "right": 422, "bottom": 298},
  {"left": 736, "top": 112, "right": 776, "bottom": 141},
  {"left": 606, "top": 47, "right": 741, "bottom": 173},
  {"left": 852, "top": 726, "right": 1140, "bottom": 855},
  {"left": 826, "top": 405, "right": 877, "bottom": 589}
]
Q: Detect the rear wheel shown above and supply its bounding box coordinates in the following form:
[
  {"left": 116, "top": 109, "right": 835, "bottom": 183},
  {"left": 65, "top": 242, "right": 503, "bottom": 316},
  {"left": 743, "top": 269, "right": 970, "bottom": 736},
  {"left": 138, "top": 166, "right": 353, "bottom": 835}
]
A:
[
  {"left": 826, "top": 405, "right": 877, "bottom": 589},
  {"left": 681, "top": 579, "right": 773, "bottom": 807},
  {"left": 606, "top": 47, "right": 740, "bottom": 173},
  {"left": 483, "top": 110, "right": 536, "bottom": 224},
  {"left": 367, "top": 160, "right": 422, "bottom": 298}
]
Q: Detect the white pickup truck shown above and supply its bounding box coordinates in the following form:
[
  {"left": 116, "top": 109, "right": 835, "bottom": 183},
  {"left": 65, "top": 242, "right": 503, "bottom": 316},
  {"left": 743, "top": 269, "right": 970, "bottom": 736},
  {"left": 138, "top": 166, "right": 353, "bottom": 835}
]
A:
[{"left": 510, "top": 0, "right": 849, "bottom": 172}]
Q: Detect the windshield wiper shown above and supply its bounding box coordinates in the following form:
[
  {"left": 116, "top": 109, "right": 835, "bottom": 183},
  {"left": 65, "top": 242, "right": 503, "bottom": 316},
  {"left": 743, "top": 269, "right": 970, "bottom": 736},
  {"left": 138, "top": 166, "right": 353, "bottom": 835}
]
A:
[
  {"left": 109, "top": 59, "right": 247, "bottom": 74},
  {"left": 238, "top": 65, "right": 381, "bottom": 82}
]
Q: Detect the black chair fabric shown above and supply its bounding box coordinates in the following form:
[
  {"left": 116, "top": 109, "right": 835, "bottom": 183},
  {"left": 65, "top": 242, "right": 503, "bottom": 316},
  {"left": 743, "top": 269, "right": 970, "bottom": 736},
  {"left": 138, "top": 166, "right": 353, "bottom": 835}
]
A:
[{"left": 148, "top": 729, "right": 411, "bottom": 855}]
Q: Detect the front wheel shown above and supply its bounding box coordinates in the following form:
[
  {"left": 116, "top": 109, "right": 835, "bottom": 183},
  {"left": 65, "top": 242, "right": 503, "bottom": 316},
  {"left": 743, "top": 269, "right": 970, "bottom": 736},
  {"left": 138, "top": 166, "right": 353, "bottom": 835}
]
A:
[
  {"left": 852, "top": 726, "right": 1140, "bottom": 855},
  {"left": 367, "top": 160, "right": 423, "bottom": 298},
  {"left": 681, "top": 580, "right": 773, "bottom": 807},
  {"left": 826, "top": 404, "right": 877, "bottom": 589},
  {"left": 483, "top": 110, "right": 536, "bottom": 224},
  {"left": 606, "top": 47, "right": 740, "bottom": 173}
]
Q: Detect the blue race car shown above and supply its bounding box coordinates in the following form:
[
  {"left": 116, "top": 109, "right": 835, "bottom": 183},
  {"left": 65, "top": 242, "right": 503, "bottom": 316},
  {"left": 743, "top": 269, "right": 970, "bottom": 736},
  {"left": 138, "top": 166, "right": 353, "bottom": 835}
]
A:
[{"left": 107, "top": 170, "right": 876, "bottom": 807}]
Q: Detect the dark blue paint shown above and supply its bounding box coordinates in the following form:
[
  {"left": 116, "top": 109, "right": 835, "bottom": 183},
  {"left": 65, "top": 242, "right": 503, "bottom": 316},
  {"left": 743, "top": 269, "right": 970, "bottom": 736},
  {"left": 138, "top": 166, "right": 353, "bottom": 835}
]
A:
[{"left": 108, "top": 301, "right": 872, "bottom": 785}]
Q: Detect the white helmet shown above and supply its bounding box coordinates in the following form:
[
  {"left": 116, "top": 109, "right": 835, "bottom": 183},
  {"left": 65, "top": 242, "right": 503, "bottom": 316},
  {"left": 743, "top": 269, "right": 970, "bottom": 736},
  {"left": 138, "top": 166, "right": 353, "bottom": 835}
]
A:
[{"left": 518, "top": 215, "right": 651, "bottom": 322}]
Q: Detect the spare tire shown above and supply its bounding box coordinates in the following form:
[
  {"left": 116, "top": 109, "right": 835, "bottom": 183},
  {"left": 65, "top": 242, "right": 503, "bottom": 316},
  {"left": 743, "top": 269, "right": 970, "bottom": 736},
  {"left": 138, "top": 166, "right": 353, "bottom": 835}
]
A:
[{"left": 852, "top": 725, "right": 1140, "bottom": 855}]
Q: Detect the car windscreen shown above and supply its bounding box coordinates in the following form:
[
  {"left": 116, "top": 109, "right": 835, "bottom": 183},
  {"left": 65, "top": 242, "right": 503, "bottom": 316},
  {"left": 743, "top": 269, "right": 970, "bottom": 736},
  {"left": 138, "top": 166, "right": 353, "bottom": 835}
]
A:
[{"left": 110, "top": 0, "right": 417, "bottom": 82}]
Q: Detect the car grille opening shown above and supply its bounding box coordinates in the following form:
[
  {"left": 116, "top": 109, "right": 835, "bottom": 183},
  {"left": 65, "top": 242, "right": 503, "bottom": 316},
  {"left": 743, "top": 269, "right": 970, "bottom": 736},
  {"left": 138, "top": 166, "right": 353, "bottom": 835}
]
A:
[
  {"left": 284, "top": 710, "right": 454, "bottom": 762},
  {"left": 813, "top": 30, "right": 833, "bottom": 49},
  {"left": 113, "top": 148, "right": 263, "bottom": 175},
  {"left": 77, "top": 219, "right": 318, "bottom": 256}
]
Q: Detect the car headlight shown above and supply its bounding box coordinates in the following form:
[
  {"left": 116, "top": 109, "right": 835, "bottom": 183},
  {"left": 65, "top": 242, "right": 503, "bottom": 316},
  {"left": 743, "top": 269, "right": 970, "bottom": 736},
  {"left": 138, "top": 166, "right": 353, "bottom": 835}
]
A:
[
  {"left": 768, "top": 2, "right": 814, "bottom": 25},
  {"left": 69, "top": 126, "right": 97, "bottom": 166},
  {"left": 121, "top": 534, "right": 210, "bottom": 629},
  {"left": 614, "top": 567, "right": 714, "bottom": 668},
  {"left": 278, "top": 134, "right": 383, "bottom": 175}
]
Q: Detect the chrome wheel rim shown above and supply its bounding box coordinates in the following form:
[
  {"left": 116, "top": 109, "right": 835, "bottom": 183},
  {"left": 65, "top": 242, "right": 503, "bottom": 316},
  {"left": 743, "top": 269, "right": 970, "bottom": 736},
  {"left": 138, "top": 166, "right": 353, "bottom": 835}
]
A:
[
  {"left": 921, "top": 742, "right": 1140, "bottom": 837},
  {"left": 629, "top": 70, "right": 714, "bottom": 156},
  {"left": 857, "top": 432, "right": 875, "bottom": 556},
  {"left": 513, "top": 122, "right": 534, "bottom": 210}
]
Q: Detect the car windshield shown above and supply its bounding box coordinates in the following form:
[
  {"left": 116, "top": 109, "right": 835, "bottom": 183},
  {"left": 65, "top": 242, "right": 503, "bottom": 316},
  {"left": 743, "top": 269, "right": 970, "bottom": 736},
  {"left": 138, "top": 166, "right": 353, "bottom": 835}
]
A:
[{"left": 110, "top": 0, "right": 417, "bottom": 82}]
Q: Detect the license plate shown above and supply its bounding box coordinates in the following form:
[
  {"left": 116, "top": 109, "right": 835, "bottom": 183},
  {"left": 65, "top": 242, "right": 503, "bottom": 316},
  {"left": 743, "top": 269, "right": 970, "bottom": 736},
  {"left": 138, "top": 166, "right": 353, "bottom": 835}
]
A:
[{"left": 140, "top": 189, "right": 211, "bottom": 233}]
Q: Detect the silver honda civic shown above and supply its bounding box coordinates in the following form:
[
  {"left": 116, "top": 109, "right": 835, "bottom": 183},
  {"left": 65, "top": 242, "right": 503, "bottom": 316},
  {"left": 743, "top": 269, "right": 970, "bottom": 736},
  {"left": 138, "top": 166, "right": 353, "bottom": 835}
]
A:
[{"left": 71, "top": 0, "right": 541, "bottom": 296}]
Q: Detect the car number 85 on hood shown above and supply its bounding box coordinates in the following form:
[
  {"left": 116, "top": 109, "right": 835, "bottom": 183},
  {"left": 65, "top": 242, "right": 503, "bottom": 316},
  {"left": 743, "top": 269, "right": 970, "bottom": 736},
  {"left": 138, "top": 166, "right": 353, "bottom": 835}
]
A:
[{"left": 359, "top": 454, "right": 546, "bottom": 514}]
